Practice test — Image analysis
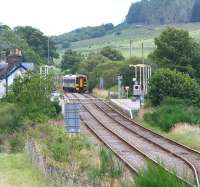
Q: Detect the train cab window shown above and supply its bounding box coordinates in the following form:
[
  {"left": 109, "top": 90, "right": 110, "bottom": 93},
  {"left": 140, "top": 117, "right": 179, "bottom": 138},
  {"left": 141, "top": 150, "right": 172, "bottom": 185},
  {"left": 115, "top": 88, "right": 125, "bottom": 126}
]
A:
[{"left": 64, "top": 79, "right": 75, "bottom": 83}]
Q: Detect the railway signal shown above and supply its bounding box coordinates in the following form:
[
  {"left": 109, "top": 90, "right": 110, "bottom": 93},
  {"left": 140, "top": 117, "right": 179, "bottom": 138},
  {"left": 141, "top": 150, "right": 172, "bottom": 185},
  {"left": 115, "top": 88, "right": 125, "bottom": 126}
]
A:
[
  {"left": 130, "top": 64, "right": 151, "bottom": 95},
  {"left": 130, "top": 64, "right": 151, "bottom": 106}
]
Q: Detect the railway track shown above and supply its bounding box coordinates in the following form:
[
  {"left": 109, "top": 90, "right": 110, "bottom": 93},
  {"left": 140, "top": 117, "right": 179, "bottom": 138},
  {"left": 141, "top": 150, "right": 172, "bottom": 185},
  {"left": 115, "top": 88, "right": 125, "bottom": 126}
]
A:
[
  {"left": 65, "top": 93, "right": 199, "bottom": 186},
  {"left": 85, "top": 94, "right": 200, "bottom": 186}
]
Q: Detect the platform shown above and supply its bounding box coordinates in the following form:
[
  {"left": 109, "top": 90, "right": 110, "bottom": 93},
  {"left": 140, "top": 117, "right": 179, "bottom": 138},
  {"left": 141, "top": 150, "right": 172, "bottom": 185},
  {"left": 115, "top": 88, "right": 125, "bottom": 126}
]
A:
[{"left": 110, "top": 99, "right": 140, "bottom": 119}]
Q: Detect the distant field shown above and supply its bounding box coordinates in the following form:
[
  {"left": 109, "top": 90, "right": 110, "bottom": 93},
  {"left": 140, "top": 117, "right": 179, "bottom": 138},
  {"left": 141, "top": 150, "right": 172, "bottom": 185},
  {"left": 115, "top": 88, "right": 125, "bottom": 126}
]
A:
[{"left": 58, "top": 22, "right": 200, "bottom": 59}]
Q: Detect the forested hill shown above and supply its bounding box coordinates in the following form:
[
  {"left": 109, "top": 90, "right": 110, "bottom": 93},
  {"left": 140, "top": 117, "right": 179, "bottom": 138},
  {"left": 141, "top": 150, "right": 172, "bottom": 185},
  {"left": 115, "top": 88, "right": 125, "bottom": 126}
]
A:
[
  {"left": 126, "top": 0, "right": 200, "bottom": 25},
  {"left": 52, "top": 23, "right": 114, "bottom": 48}
]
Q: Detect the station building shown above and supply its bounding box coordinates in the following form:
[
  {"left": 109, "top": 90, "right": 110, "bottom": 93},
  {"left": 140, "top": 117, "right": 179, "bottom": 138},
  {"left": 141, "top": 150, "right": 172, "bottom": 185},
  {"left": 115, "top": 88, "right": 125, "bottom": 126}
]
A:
[{"left": 0, "top": 48, "right": 34, "bottom": 98}]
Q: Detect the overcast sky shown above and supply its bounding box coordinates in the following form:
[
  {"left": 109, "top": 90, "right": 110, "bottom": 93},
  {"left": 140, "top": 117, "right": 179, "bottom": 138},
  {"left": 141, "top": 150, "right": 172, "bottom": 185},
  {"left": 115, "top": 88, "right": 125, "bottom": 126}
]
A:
[{"left": 0, "top": 0, "right": 139, "bottom": 36}]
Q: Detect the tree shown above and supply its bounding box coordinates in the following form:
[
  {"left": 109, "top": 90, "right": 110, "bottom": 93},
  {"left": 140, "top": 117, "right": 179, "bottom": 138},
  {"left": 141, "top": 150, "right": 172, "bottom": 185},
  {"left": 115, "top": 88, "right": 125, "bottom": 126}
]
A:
[
  {"left": 61, "top": 49, "right": 82, "bottom": 73},
  {"left": 78, "top": 53, "right": 109, "bottom": 75},
  {"left": 0, "top": 24, "right": 44, "bottom": 64},
  {"left": 77, "top": 53, "right": 111, "bottom": 90},
  {"left": 100, "top": 46, "right": 124, "bottom": 61},
  {"left": 5, "top": 72, "right": 59, "bottom": 121},
  {"left": 149, "top": 68, "right": 200, "bottom": 106},
  {"left": 120, "top": 57, "right": 144, "bottom": 89},
  {"left": 92, "top": 61, "right": 123, "bottom": 89},
  {"left": 14, "top": 26, "right": 59, "bottom": 63},
  {"left": 150, "top": 27, "right": 200, "bottom": 81}
]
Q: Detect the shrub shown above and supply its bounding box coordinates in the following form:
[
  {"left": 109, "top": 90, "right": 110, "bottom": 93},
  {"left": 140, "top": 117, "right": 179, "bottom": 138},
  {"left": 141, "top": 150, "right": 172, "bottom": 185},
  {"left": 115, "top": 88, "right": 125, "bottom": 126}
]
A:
[
  {"left": 49, "top": 142, "right": 70, "bottom": 162},
  {"left": 100, "top": 46, "right": 124, "bottom": 61},
  {"left": 134, "top": 163, "right": 190, "bottom": 187},
  {"left": 30, "top": 124, "right": 92, "bottom": 163},
  {"left": 0, "top": 102, "right": 22, "bottom": 133},
  {"left": 89, "top": 147, "right": 124, "bottom": 186},
  {"left": 149, "top": 68, "right": 200, "bottom": 106},
  {"left": 8, "top": 134, "right": 24, "bottom": 153},
  {"left": 4, "top": 72, "right": 59, "bottom": 122},
  {"left": 144, "top": 97, "right": 200, "bottom": 131}
]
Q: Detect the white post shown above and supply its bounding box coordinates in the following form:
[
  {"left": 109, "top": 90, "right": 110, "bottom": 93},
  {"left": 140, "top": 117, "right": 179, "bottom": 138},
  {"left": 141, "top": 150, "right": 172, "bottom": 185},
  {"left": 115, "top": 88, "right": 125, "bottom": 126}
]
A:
[
  {"left": 146, "top": 66, "right": 148, "bottom": 95},
  {"left": 143, "top": 66, "right": 145, "bottom": 93},
  {"left": 135, "top": 66, "right": 137, "bottom": 80}
]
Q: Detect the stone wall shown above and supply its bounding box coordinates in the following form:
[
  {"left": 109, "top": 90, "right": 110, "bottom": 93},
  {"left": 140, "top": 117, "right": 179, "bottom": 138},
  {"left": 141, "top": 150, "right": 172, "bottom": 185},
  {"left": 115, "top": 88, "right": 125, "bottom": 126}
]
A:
[{"left": 25, "top": 139, "right": 100, "bottom": 187}]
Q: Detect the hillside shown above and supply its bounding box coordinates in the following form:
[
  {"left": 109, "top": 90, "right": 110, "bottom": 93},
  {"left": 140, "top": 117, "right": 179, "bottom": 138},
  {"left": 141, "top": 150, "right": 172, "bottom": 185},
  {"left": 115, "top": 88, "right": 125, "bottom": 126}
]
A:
[
  {"left": 52, "top": 23, "right": 114, "bottom": 48},
  {"left": 126, "top": 0, "right": 200, "bottom": 25},
  {"left": 57, "top": 23, "right": 200, "bottom": 58},
  {"left": 54, "top": 0, "right": 200, "bottom": 58}
]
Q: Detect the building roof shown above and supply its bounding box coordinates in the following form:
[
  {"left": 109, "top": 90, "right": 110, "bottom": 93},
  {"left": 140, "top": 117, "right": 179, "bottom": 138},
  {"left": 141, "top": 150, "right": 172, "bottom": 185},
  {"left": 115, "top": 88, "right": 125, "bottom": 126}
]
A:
[
  {"left": 0, "top": 62, "right": 8, "bottom": 70},
  {"left": 0, "top": 62, "right": 34, "bottom": 80},
  {"left": 21, "top": 63, "right": 34, "bottom": 71},
  {"left": 0, "top": 48, "right": 34, "bottom": 80}
]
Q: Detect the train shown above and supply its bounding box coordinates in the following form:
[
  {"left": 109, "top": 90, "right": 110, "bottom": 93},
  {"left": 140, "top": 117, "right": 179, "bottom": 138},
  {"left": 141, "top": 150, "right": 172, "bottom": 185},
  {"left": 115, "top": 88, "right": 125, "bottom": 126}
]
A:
[{"left": 63, "top": 74, "right": 87, "bottom": 93}]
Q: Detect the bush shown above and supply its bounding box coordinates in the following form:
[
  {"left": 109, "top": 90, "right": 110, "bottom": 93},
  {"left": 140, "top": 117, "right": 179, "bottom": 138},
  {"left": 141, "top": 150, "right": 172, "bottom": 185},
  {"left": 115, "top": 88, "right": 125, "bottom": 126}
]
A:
[
  {"left": 49, "top": 141, "right": 70, "bottom": 162},
  {"left": 0, "top": 103, "right": 22, "bottom": 133},
  {"left": 149, "top": 68, "right": 200, "bottom": 106},
  {"left": 134, "top": 163, "right": 190, "bottom": 187},
  {"left": 29, "top": 124, "right": 91, "bottom": 163},
  {"left": 144, "top": 97, "right": 200, "bottom": 131},
  {"left": 8, "top": 134, "right": 24, "bottom": 153},
  {"left": 89, "top": 147, "right": 124, "bottom": 186},
  {"left": 100, "top": 46, "right": 125, "bottom": 61},
  {"left": 4, "top": 72, "right": 59, "bottom": 122}
]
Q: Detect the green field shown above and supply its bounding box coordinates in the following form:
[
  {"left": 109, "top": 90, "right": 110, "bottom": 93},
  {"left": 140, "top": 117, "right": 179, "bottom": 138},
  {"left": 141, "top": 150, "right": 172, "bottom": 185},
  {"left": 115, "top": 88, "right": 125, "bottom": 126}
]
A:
[
  {"left": 0, "top": 153, "right": 54, "bottom": 187},
  {"left": 58, "top": 22, "right": 200, "bottom": 58}
]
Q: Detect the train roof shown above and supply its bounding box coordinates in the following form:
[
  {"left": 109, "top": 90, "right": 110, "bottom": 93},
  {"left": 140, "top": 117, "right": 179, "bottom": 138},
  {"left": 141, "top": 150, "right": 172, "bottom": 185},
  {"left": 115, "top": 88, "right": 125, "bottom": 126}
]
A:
[{"left": 63, "top": 74, "right": 87, "bottom": 79}]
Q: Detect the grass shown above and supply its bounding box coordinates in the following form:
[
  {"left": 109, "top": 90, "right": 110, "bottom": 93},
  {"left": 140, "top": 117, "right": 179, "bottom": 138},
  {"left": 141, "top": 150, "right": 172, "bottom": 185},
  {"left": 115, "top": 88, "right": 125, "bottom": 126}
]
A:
[
  {"left": 93, "top": 88, "right": 109, "bottom": 99},
  {"left": 0, "top": 152, "right": 54, "bottom": 187},
  {"left": 144, "top": 98, "right": 200, "bottom": 132},
  {"left": 136, "top": 109, "right": 200, "bottom": 151},
  {"left": 58, "top": 22, "right": 200, "bottom": 58},
  {"left": 133, "top": 163, "right": 190, "bottom": 187},
  {"left": 168, "top": 124, "right": 200, "bottom": 151}
]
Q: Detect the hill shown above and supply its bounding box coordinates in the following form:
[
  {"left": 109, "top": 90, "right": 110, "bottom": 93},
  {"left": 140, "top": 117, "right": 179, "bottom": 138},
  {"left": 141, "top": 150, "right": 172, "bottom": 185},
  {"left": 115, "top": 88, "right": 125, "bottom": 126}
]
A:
[
  {"left": 126, "top": 0, "right": 200, "bottom": 25},
  {"left": 56, "top": 23, "right": 200, "bottom": 58},
  {"left": 54, "top": 0, "right": 200, "bottom": 59},
  {"left": 52, "top": 23, "right": 114, "bottom": 48}
]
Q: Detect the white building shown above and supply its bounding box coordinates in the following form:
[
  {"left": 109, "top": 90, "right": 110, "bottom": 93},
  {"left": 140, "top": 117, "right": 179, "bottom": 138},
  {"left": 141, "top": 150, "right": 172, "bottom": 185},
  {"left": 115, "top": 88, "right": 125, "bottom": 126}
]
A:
[{"left": 0, "top": 49, "right": 34, "bottom": 98}]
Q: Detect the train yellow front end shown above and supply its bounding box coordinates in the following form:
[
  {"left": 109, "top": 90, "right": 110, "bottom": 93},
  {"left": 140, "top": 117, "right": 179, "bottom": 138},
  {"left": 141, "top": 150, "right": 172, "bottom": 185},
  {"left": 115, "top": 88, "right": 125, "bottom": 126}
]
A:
[{"left": 63, "top": 74, "right": 87, "bottom": 93}]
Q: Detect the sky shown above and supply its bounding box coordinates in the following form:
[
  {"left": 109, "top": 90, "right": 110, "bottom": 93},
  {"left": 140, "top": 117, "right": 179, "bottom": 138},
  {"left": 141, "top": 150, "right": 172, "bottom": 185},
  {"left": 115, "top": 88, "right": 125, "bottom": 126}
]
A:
[{"left": 0, "top": 0, "right": 139, "bottom": 36}]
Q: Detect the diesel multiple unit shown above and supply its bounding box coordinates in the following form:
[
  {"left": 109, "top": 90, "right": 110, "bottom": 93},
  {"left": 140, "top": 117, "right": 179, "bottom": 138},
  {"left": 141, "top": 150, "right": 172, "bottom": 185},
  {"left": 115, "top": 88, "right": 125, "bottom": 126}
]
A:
[{"left": 63, "top": 74, "right": 87, "bottom": 93}]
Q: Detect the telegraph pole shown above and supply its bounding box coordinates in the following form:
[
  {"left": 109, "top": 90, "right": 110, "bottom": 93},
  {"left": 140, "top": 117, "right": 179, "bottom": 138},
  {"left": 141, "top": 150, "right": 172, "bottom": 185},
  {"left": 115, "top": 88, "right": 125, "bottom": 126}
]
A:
[
  {"left": 130, "top": 40, "right": 133, "bottom": 57},
  {"left": 142, "top": 42, "right": 144, "bottom": 64},
  {"left": 48, "top": 37, "right": 50, "bottom": 64}
]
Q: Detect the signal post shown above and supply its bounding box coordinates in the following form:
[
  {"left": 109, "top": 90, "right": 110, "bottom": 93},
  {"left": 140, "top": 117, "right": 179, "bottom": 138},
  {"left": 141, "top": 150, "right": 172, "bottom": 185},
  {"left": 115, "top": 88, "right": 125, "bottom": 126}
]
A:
[{"left": 130, "top": 64, "right": 151, "bottom": 106}]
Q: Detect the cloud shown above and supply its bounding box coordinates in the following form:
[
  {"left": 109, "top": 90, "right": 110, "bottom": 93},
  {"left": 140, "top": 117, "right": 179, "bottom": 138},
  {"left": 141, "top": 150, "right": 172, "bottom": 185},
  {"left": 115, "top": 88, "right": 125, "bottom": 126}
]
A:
[{"left": 0, "top": 0, "right": 137, "bottom": 35}]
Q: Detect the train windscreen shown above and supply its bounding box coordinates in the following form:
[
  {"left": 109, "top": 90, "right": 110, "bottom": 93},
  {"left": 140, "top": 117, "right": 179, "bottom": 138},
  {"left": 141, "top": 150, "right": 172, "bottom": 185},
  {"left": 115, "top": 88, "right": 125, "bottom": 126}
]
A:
[{"left": 63, "top": 78, "right": 75, "bottom": 88}]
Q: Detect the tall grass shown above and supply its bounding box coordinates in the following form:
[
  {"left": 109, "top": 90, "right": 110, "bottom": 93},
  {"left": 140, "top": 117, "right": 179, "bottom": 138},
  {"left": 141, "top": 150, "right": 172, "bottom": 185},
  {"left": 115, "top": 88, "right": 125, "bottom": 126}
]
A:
[
  {"left": 28, "top": 123, "right": 94, "bottom": 184},
  {"left": 89, "top": 147, "right": 124, "bottom": 187},
  {"left": 28, "top": 123, "right": 91, "bottom": 163},
  {"left": 144, "top": 97, "right": 200, "bottom": 131},
  {"left": 0, "top": 102, "right": 23, "bottom": 134},
  {"left": 168, "top": 124, "right": 200, "bottom": 151},
  {"left": 133, "top": 163, "right": 190, "bottom": 187}
]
